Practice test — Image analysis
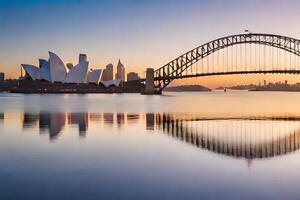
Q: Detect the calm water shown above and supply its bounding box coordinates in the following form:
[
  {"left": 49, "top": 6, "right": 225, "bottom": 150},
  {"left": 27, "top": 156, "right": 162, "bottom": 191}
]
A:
[{"left": 1, "top": 91, "right": 300, "bottom": 200}]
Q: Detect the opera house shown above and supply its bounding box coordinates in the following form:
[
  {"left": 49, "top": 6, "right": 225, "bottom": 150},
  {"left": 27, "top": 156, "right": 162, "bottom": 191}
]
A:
[
  {"left": 21, "top": 51, "right": 121, "bottom": 87},
  {"left": 12, "top": 51, "right": 140, "bottom": 93}
]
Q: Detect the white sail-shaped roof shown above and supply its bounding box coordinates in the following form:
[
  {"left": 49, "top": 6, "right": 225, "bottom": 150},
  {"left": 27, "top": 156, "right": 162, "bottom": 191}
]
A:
[
  {"left": 49, "top": 51, "right": 68, "bottom": 83},
  {"left": 87, "top": 69, "right": 102, "bottom": 84},
  {"left": 39, "top": 59, "right": 47, "bottom": 67},
  {"left": 65, "top": 61, "right": 89, "bottom": 84},
  {"left": 22, "top": 64, "right": 41, "bottom": 80},
  {"left": 101, "top": 79, "right": 121, "bottom": 87},
  {"left": 39, "top": 60, "right": 51, "bottom": 81}
]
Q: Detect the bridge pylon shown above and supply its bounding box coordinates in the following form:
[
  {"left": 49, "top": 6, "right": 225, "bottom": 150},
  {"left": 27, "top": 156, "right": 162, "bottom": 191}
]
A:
[{"left": 143, "top": 68, "right": 160, "bottom": 95}]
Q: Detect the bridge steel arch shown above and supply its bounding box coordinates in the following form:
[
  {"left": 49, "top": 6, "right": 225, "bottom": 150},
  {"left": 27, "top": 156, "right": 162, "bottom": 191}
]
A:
[{"left": 154, "top": 33, "right": 300, "bottom": 92}]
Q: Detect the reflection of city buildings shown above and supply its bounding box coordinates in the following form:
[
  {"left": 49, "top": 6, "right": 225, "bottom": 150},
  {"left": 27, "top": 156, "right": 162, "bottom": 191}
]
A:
[
  {"left": 116, "top": 113, "right": 125, "bottom": 128},
  {"left": 126, "top": 113, "right": 140, "bottom": 124},
  {"left": 14, "top": 112, "right": 300, "bottom": 160},
  {"left": 103, "top": 113, "right": 114, "bottom": 126},
  {"left": 146, "top": 113, "right": 155, "bottom": 130},
  {"left": 39, "top": 113, "right": 66, "bottom": 140},
  {"left": 20, "top": 112, "right": 144, "bottom": 140},
  {"left": 68, "top": 113, "right": 88, "bottom": 137},
  {"left": 23, "top": 113, "right": 39, "bottom": 128},
  {"left": 155, "top": 113, "right": 300, "bottom": 159},
  {"left": 89, "top": 113, "right": 102, "bottom": 122},
  {"left": 22, "top": 112, "right": 88, "bottom": 140}
]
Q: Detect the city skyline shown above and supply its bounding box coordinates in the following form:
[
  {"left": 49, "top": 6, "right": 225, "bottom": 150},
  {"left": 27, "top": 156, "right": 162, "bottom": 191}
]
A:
[{"left": 1, "top": 0, "right": 300, "bottom": 87}]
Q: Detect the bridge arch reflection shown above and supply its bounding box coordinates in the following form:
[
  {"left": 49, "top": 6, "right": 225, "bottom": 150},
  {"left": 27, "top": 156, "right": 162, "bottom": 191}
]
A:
[
  {"left": 155, "top": 113, "right": 300, "bottom": 159},
  {"left": 16, "top": 111, "right": 300, "bottom": 159}
]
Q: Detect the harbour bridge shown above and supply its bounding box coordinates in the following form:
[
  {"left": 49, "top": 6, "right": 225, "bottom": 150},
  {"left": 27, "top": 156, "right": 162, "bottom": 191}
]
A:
[{"left": 143, "top": 33, "right": 300, "bottom": 94}]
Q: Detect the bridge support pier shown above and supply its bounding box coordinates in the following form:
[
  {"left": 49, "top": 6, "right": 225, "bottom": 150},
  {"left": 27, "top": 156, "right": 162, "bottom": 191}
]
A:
[{"left": 143, "top": 68, "right": 157, "bottom": 95}]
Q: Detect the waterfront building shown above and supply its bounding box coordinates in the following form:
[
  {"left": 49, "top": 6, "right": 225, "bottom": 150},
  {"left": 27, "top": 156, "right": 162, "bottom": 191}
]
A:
[
  {"left": 49, "top": 52, "right": 68, "bottom": 83},
  {"left": 22, "top": 52, "right": 87, "bottom": 84},
  {"left": 21, "top": 51, "right": 122, "bottom": 88},
  {"left": 0, "top": 72, "right": 4, "bottom": 82},
  {"left": 79, "top": 54, "right": 87, "bottom": 63},
  {"left": 65, "top": 61, "right": 89, "bottom": 84},
  {"left": 101, "top": 63, "right": 114, "bottom": 81},
  {"left": 115, "top": 59, "right": 125, "bottom": 81},
  {"left": 127, "top": 72, "right": 140, "bottom": 81},
  {"left": 87, "top": 69, "right": 102, "bottom": 84},
  {"left": 101, "top": 79, "right": 122, "bottom": 87},
  {"left": 38, "top": 59, "right": 47, "bottom": 68}
]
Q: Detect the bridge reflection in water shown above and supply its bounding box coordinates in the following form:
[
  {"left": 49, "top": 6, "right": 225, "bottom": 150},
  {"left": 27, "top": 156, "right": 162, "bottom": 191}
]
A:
[
  {"left": 17, "top": 112, "right": 300, "bottom": 159},
  {"left": 155, "top": 113, "right": 300, "bottom": 159}
]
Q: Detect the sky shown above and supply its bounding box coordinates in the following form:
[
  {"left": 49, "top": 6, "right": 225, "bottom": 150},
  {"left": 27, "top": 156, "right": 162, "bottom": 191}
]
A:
[{"left": 1, "top": 0, "right": 300, "bottom": 87}]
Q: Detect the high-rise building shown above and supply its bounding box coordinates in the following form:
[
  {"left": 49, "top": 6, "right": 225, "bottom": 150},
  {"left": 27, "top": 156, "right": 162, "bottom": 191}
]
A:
[
  {"left": 79, "top": 54, "right": 87, "bottom": 63},
  {"left": 127, "top": 72, "right": 140, "bottom": 81},
  {"left": 0, "top": 72, "right": 4, "bottom": 82},
  {"left": 264, "top": 80, "right": 267, "bottom": 86},
  {"left": 101, "top": 64, "right": 114, "bottom": 81},
  {"left": 115, "top": 59, "right": 125, "bottom": 81}
]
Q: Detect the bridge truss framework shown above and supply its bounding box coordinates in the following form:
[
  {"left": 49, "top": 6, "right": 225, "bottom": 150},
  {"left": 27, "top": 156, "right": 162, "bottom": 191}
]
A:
[{"left": 153, "top": 33, "right": 300, "bottom": 93}]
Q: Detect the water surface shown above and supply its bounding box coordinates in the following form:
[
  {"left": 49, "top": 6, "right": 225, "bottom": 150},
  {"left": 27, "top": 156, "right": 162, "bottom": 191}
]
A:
[{"left": 1, "top": 91, "right": 300, "bottom": 200}]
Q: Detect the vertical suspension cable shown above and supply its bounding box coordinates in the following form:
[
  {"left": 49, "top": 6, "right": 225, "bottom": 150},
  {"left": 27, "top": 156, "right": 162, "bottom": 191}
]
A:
[
  {"left": 227, "top": 45, "right": 229, "bottom": 72},
  {"left": 201, "top": 53, "right": 204, "bottom": 74},
  {"left": 297, "top": 44, "right": 299, "bottom": 70},
  {"left": 231, "top": 45, "right": 234, "bottom": 73},
  {"left": 190, "top": 53, "right": 193, "bottom": 75},
  {"left": 258, "top": 44, "right": 260, "bottom": 70},
  {"left": 240, "top": 44, "right": 242, "bottom": 72},
  {"left": 217, "top": 48, "right": 220, "bottom": 74},
  {"left": 276, "top": 47, "right": 279, "bottom": 71},
  {"left": 244, "top": 43, "right": 246, "bottom": 71},
  {"left": 284, "top": 48, "right": 287, "bottom": 70},
  {"left": 196, "top": 55, "right": 198, "bottom": 75},
  {"left": 250, "top": 43, "right": 252, "bottom": 71},
  {"left": 223, "top": 48, "right": 225, "bottom": 73},
  {"left": 254, "top": 44, "right": 256, "bottom": 71},
  {"left": 207, "top": 52, "right": 209, "bottom": 74},
  {"left": 271, "top": 46, "right": 273, "bottom": 70},
  {"left": 290, "top": 49, "right": 292, "bottom": 70},
  {"left": 264, "top": 45, "right": 266, "bottom": 71},
  {"left": 211, "top": 53, "right": 216, "bottom": 74},
  {"left": 236, "top": 44, "right": 238, "bottom": 72},
  {"left": 294, "top": 48, "right": 296, "bottom": 71}
]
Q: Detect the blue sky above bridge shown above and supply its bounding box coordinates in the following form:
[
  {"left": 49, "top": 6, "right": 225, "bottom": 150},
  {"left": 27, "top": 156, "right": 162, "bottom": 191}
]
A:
[{"left": 1, "top": 0, "right": 300, "bottom": 87}]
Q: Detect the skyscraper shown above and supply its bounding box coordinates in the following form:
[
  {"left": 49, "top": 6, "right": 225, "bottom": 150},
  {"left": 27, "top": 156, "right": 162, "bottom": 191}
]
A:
[
  {"left": 101, "top": 63, "right": 114, "bottom": 81},
  {"left": 115, "top": 59, "right": 125, "bottom": 81},
  {"left": 0, "top": 72, "right": 4, "bottom": 82},
  {"left": 79, "top": 54, "right": 87, "bottom": 63}
]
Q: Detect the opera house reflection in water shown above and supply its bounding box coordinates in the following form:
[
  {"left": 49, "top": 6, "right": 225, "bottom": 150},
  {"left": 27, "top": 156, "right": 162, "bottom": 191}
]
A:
[{"left": 14, "top": 112, "right": 300, "bottom": 160}]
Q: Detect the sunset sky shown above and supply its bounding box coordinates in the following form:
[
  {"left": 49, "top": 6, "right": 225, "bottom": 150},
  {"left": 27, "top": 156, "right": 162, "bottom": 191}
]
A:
[{"left": 1, "top": 0, "right": 300, "bottom": 87}]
